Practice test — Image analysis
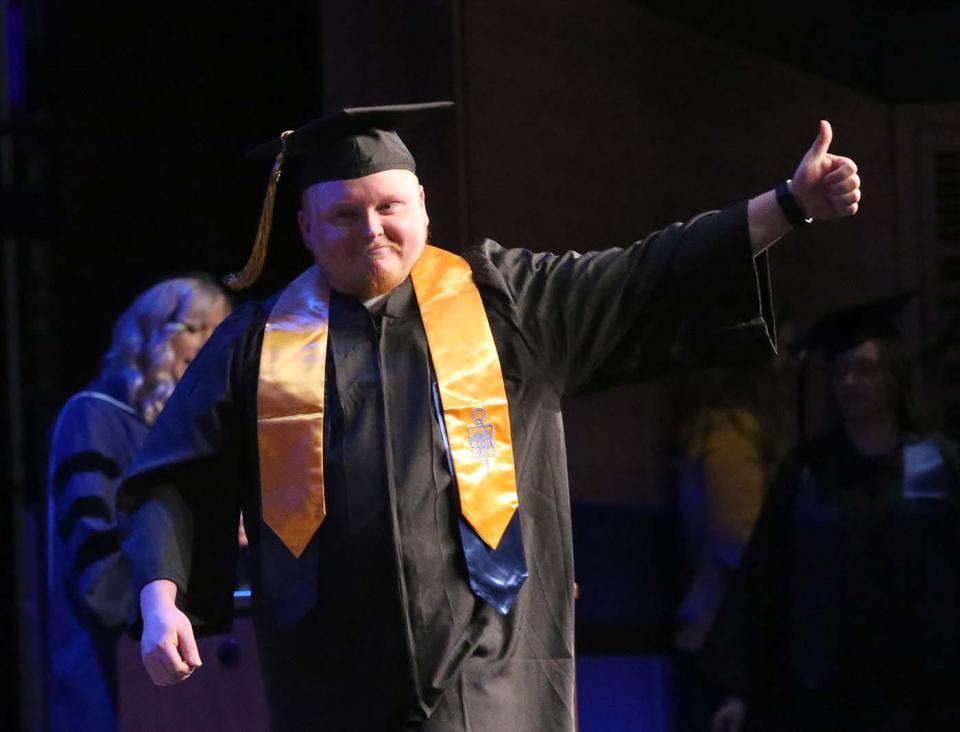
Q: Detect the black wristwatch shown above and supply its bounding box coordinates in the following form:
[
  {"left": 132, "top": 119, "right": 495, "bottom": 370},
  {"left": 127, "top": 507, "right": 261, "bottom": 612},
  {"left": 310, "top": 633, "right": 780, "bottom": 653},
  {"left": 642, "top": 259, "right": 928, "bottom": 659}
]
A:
[{"left": 775, "top": 180, "right": 813, "bottom": 227}]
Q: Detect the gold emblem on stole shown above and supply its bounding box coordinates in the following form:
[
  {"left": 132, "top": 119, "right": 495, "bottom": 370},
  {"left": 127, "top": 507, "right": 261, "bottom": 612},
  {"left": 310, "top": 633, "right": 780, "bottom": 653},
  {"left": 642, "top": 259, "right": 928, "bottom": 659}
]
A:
[{"left": 468, "top": 407, "right": 497, "bottom": 472}]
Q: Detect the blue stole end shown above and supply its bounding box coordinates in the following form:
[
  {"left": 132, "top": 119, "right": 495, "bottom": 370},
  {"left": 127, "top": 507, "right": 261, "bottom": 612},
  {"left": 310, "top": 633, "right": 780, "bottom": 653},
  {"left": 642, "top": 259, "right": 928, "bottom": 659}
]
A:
[{"left": 433, "top": 381, "right": 528, "bottom": 614}]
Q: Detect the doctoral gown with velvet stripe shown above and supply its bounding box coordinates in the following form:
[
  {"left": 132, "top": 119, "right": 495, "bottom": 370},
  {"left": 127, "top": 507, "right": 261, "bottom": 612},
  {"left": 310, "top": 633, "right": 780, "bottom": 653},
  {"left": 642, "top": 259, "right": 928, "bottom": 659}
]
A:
[
  {"left": 119, "top": 202, "right": 773, "bottom": 731},
  {"left": 48, "top": 377, "right": 150, "bottom": 732}
]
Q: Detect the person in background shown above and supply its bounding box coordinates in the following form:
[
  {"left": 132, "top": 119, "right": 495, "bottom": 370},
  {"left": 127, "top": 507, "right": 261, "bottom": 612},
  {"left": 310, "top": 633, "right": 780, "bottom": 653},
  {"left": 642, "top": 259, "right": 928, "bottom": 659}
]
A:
[
  {"left": 46, "top": 275, "right": 230, "bottom": 732},
  {"left": 706, "top": 293, "right": 960, "bottom": 732},
  {"left": 670, "top": 312, "right": 799, "bottom": 732}
]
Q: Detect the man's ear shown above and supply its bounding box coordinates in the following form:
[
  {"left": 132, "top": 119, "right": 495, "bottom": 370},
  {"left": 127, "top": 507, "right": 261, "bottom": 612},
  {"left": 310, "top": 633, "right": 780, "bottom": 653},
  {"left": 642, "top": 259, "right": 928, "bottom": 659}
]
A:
[
  {"left": 297, "top": 207, "right": 312, "bottom": 248},
  {"left": 419, "top": 185, "right": 429, "bottom": 225}
]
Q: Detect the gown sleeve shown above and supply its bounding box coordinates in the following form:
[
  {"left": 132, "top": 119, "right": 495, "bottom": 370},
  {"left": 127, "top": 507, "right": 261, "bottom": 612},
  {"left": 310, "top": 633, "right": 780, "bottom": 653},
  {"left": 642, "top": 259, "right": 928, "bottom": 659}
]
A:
[
  {"left": 50, "top": 395, "right": 136, "bottom": 629},
  {"left": 118, "top": 303, "right": 262, "bottom": 636},
  {"left": 467, "top": 201, "right": 775, "bottom": 395}
]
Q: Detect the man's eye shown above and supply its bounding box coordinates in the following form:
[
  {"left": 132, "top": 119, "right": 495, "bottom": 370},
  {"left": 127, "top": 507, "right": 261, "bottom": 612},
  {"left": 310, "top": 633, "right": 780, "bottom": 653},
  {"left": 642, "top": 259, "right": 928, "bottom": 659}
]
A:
[{"left": 379, "top": 201, "right": 402, "bottom": 213}]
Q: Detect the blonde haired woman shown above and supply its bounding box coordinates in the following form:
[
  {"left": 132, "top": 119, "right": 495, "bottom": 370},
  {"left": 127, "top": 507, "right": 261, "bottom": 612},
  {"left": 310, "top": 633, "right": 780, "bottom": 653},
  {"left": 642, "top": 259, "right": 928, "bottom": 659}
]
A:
[{"left": 47, "top": 276, "right": 230, "bottom": 732}]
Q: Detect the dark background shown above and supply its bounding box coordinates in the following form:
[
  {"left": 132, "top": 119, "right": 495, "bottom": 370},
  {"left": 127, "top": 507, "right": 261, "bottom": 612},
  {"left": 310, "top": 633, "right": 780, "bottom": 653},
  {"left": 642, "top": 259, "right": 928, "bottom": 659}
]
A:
[{"left": 4, "top": 1, "right": 959, "bottom": 728}]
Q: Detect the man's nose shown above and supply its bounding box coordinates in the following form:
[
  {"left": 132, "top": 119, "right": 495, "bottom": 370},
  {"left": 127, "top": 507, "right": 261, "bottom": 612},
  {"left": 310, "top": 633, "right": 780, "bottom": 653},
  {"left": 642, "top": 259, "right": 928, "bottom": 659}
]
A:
[{"left": 363, "top": 211, "right": 384, "bottom": 239}]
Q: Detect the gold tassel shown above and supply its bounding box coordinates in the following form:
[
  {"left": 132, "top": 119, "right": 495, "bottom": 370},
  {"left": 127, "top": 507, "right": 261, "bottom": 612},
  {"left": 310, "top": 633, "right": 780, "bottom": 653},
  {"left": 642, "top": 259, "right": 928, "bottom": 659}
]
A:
[{"left": 223, "top": 130, "right": 294, "bottom": 290}]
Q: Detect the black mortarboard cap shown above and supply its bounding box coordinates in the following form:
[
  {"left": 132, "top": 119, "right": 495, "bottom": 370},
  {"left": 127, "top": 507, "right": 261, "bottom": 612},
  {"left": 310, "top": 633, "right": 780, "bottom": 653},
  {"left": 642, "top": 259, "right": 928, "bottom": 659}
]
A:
[
  {"left": 224, "top": 101, "right": 453, "bottom": 290},
  {"left": 800, "top": 291, "right": 915, "bottom": 357},
  {"left": 246, "top": 101, "right": 454, "bottom": 192}
]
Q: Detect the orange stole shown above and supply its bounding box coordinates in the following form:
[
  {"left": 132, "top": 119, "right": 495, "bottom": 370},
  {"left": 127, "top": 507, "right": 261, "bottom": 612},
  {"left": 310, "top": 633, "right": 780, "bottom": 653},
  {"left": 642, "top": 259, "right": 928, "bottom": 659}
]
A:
[
  {"left": 257, "top": 266, "right": 329, "bottom": 558},
  {"left": 410, "top": 245, "right": 519, "bottom": 549},
  {"left": 257, "top": 246, "right": 519, "bottom": 558}
]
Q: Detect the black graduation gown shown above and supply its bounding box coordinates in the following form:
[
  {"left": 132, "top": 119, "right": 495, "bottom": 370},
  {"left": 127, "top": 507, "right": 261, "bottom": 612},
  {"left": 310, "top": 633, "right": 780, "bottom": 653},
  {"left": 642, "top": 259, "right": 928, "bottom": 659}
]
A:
[
  {"left": 119, "top": 202, "right": 772, "bottom": 731},
  {"left": 703, "top": 433, "right": 960, "bottom": 732}
]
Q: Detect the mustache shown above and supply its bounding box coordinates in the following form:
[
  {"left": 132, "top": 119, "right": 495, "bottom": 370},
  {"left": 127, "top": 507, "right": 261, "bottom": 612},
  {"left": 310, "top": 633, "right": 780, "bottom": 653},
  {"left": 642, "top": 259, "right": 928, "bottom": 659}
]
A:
[{"left": 366, "top": 240, "right": 401, "bottom": 253}]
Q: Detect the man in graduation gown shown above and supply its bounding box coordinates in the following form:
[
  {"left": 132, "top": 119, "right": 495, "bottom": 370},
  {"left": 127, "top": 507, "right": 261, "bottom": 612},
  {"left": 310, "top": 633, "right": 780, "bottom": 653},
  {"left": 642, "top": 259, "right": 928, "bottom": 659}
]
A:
[
  {"left": 706, "top": 295, "right": 960, "bottom": 732},
  {"left": 118, "top": 103, "right": 862, "bottom": 731}
]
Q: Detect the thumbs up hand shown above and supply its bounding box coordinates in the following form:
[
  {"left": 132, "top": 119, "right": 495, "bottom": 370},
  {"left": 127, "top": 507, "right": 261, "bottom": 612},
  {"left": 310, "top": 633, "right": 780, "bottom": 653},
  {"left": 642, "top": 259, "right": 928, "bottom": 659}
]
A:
[{"left": 790, "top": 120, "right": 861, "bottom": 220}]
